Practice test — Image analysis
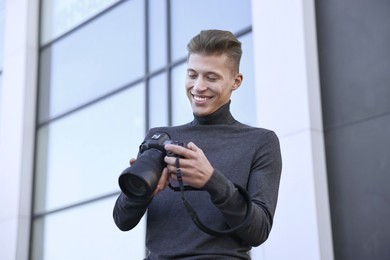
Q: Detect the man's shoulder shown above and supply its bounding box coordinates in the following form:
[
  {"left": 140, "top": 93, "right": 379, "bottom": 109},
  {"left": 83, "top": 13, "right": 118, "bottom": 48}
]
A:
[{"left": 233, "top": 120, "right": 277, "bottom": 135}]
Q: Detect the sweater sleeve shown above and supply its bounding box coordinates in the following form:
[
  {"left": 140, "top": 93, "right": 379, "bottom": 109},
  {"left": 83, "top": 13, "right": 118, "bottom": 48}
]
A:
[
  {"left": 113, "top": 192, "right": 152, "bottom": 231},
  {"left": 203, "top": 131, "right": 282, "bottom": 246},
  {"left": 113, "top": 129, "right": 159, "bottom": 232}
]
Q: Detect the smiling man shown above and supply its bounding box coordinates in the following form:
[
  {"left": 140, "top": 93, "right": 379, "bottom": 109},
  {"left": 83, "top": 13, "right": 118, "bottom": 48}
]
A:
[
  {"left": 113, "top": 30, "right": 282, "bottom": 259},
  {"left": 186, "top": 45, "right": 242, "bottom": 117}
]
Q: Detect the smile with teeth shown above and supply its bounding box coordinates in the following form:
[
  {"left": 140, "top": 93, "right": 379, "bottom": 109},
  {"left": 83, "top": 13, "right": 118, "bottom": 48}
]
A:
[{"left": 193, "top": 95, "right": 212, "bottom": 102}]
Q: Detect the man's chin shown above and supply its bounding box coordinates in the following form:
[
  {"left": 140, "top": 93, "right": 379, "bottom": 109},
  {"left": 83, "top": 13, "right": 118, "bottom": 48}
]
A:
[{"left": 192, "top": 108, "right": 211, "bottom": 117}]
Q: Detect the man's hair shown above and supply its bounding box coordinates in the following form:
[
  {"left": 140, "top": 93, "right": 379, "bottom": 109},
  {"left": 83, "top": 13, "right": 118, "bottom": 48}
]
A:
[{"left": 187, "top": 30, "right": 242, "bottom": 73}]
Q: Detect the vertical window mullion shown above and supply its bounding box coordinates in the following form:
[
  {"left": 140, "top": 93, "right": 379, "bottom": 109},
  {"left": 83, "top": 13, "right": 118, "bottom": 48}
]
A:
[
  {"left": 166, "top": 0, "right": 172, "bottom": 126},
  {"left": 145, "top": 0, "right": 150, "bottom": 132}
]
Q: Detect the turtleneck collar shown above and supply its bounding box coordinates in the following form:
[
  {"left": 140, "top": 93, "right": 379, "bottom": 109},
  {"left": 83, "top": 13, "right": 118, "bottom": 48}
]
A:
[{"left": 191, "top": 101, "right": 236, "bottom": 125}]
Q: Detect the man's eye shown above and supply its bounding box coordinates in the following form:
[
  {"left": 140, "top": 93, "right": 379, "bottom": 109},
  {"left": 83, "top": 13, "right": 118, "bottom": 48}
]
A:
[
  {"left": 207, "top": 77, "right": 217, "bottom": 81},
  {"left": 188, "top": 74, "right": 197, "bottom": 79}
]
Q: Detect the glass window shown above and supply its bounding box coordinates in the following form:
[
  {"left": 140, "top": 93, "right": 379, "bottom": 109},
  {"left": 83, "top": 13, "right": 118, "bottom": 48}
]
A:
[
  {"left": 170, "top": 0, "right": 251, "bottom": 62},
  {"left": 149, "top": 0, "right": 167, "bottom": 72},
  {"left": 34, "top": 84, "right": 145, "bottom": 214},
  {"left": 33, "top": 0, "right": 254, "bottom": 259},
  {"left": 40, "top": 0, "right": 121, "bottom": 45},
  {"left": 171, "top": 63, "right": 192, "bottom": 126},
  {"left": 31, "top": 196, "right": 146, "bottom": 260},
  {"left": 149, "top": 72, "right": 168, "bottom": 128},
  {"left": 230, "top": 33, "right": 256, "bottom": 125},
  {"left": 38, "top": 0, "right": 145, "bottom": 123}
]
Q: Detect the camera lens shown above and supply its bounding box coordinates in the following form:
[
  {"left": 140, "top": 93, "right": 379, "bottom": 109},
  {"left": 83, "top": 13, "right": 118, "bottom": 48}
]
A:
[
  {"left": 121, "top": 174, "right": 148, "bottom": 197},
  {"left": 118, "top": 148, "right": 166, "bottom": 199}
]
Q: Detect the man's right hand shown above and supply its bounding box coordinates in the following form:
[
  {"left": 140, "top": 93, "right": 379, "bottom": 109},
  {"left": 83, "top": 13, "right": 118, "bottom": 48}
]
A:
[{"left": 128, "top": 158, "right": 170, "bottom": 196}]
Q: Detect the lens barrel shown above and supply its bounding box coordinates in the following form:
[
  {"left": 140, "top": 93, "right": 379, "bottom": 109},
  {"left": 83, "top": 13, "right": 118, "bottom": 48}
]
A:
[{"left": 118, "top": 148, "right": 166, "bottom": 199}]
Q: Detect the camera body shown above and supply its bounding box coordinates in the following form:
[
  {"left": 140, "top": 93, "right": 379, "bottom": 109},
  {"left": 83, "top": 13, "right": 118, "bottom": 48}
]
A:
[
  {"left": 139, "top": 133, "right": 185, "bottom": 157},
  {"left": 118, "top": 132, "right": 185, "bottom": 199}
]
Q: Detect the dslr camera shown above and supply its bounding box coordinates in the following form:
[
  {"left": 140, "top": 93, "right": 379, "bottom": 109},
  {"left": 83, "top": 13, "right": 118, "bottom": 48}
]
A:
[{"left": 118, "top": 132, "right": 185, "bottom": 199}]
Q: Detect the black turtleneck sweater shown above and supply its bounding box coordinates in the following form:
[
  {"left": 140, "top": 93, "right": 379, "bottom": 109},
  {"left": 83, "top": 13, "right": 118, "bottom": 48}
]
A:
[{"left": 113, "top": 102, "right": 282, "bottom": 259}]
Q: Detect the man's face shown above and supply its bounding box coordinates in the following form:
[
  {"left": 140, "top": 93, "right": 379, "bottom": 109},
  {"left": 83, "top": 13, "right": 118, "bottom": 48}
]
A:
[{"left": 185, "top": 53, "right": 242, "bottom": 116}]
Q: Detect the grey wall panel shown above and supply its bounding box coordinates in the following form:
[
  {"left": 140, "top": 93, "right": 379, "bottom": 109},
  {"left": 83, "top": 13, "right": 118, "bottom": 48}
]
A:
[
  {"left": 315, "top": 0, "right": 390, "bottom": 259},
  {"left": 316, "top": 0, "right": 390, "bottom": 130},
  {"left": 325, "top": 115, "right": 390, "bottom": 260}
]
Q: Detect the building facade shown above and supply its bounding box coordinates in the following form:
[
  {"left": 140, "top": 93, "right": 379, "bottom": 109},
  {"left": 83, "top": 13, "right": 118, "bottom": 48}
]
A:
[{"left": 0, "top": 0, "right": 389, "bottom": 260}]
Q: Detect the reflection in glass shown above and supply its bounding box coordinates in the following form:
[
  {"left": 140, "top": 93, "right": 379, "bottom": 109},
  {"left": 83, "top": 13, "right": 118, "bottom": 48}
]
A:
[
  {"left": 38, "top": 0, "right": 144, "bottom": 123},
  {"left": 230, "top": 33, "right": 256, "bottom": 126},
  {"left": 149, "top": 73, "right": 168, "bottom": 128},
  {"left": 171, "top": 0, "right": 251, "bottom": 62},
  {"left": 31, "top": 196, "right": 146, "bottom": 260},
  {"left": 171, "top": 63, "right": 192, "bottom": 126},
  {"left": 34, "top": 84, "right": 145, "bottom": 214},
  {"left": 40, "top": 0, "right": 120, "bottom": 45}
]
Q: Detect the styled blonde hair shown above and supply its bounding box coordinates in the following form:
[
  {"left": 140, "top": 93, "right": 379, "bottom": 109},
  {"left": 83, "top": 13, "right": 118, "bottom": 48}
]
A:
[{"left": 187, "top": 30, "right": 242, "bottom": 73}]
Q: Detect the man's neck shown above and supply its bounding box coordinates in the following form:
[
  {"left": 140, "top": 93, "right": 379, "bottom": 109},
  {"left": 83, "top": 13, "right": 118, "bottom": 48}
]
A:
[{"left": 191, "top": 101, "right": 236, "bottom": 125}]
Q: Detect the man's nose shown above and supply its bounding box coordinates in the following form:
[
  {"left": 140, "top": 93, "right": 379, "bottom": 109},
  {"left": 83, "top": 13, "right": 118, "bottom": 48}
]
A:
[{"left": 193, "top": 77, "right": 207, "bottom": 92}]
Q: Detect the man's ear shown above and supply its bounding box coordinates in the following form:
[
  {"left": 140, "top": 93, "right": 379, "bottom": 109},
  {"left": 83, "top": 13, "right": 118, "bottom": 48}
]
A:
[{"left": 232, "top": 73, "right": 243, "bottom": 91}]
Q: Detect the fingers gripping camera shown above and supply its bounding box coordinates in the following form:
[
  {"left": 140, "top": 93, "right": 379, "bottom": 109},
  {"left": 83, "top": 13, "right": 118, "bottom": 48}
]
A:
[{"left": 118, "top": 133, "right": 186, "bottom": 199}]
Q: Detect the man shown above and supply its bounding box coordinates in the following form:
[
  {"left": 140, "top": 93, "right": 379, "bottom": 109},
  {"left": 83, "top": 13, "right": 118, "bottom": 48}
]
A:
[{"left": 113, "top": 29, "right": 282, "bottom": 259}]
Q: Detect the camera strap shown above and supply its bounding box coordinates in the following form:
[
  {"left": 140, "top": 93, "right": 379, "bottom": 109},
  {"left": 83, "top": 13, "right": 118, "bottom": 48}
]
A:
[{"left": 174, "top": 156, "right": 253, "bottom": 237}]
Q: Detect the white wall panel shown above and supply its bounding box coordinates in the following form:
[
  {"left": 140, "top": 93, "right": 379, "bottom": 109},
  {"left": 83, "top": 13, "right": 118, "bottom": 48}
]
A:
[
  {"left": 0, "top": 0, "right": 39, "bottom": 259},
  {"left": 251, "top": 1, "right": 333, "bottom": 259}
]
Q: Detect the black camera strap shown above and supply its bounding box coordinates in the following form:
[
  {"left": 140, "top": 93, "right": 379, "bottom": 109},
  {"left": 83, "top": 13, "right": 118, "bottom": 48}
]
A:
[{"left": 174, "top": 157, "right": 253, "bottom": 237}]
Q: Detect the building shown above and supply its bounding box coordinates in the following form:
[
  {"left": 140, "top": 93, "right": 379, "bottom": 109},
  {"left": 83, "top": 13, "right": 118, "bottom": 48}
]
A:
[{"left": 0, "top": 0, "right": 389, "bottom": 259}]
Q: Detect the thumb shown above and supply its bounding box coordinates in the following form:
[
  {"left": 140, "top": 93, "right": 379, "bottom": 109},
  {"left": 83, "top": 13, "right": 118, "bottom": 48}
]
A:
[
  {"left": 186, "top": 142, "right": 198, "bottom": 151},
  {"left": 129, "top": 158, "right": 136, "bottom": 165}
]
